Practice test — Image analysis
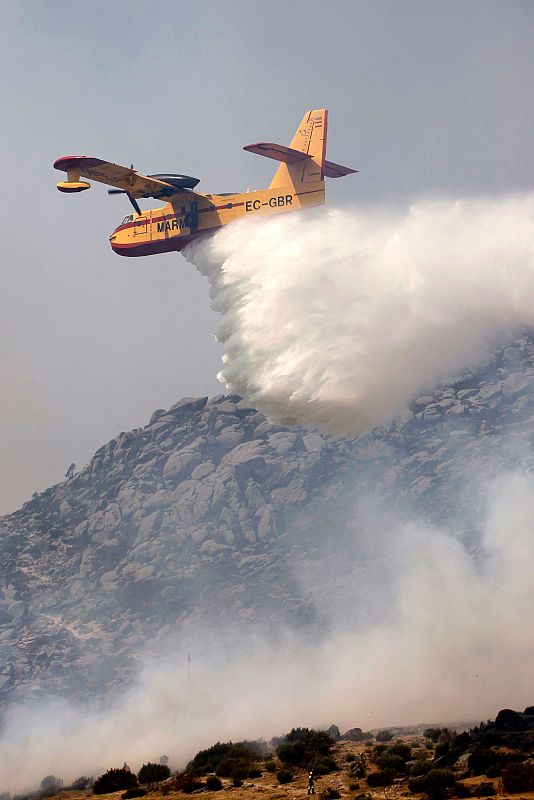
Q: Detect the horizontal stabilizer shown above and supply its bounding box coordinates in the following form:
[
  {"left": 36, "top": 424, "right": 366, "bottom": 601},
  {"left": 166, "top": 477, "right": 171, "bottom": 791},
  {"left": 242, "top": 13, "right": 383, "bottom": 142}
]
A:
[
  {"left": 243, "top": 142, "right": 312, "bottom": 164},
  {"left": 323, "top": 160, "right": 358, "bottom": 178}
]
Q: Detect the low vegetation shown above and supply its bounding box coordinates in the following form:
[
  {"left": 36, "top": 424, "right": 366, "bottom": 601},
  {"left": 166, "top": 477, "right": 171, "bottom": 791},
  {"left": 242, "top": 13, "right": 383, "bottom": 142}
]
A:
[
  {"left": 70, "top": 777, "right": 94, "bottom": 790},
  {"left": 171, "top": 774, "right": 205, "bottom": 794},
  {"left": 276, "top": 768, "right": 293, "bottom": 784},
  {"left": 408, "top": 768, "right": 456, "bottom": 800},
  {"left": 186, "top": 740, "right": 261, "bottom": 779},
  {"left": 11, "top": 704, "right": 534, "bottom": 800},
  {"left": 367, "top": 769, "right": 396, "bottom": 787},
  {"left": 138, "top": 763, "right": 171, "bottom": 784},
  {"left": 275, "top": 727, "right": 334, "bottom": 770},
  {"left": 39, "top": 777, "right": 63, "bottom": 797},
  {"left": 93, "top": 768, "right": 137, "bottom": 795},
  {"left": 375, "top": 730, "right": 394, "bottom": 742},
  {"left": 121, "top": 790, "right": 146, "bottom": 799},
  {"left": 502, "top": 761, "right": 534, "bottom": 793}
]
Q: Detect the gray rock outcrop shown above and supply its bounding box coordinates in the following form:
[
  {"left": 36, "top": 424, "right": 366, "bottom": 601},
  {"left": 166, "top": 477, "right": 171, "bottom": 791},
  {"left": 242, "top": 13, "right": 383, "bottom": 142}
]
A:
[{"left": 2, "top": 335, "right": 534, "bottom": 707}]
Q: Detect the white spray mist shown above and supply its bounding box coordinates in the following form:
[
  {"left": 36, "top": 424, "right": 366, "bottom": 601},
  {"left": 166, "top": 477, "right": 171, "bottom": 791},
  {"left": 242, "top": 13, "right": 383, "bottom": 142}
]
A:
[{"left": 186, "top": 196, "right": 534, "bottom": 433}]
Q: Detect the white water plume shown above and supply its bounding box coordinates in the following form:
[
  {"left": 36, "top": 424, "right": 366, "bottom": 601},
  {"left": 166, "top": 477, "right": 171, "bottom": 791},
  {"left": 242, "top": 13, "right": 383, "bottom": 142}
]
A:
[{"left": 186, "top": 195, "right": 534, "bottom": 433}]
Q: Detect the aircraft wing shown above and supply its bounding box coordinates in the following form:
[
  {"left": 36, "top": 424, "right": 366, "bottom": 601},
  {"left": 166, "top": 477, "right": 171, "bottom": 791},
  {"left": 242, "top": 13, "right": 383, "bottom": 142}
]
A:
[
  {"left": 243, "top": 142, "right": 312, "bottom": 164},
  {"left": 53, "top": 156, "right": 200, "bottom": 200},
  {"left": 323, "top": 160, "right": 358, "bottom": 178},
  {"left": 244, "top": 143, "right": 357, "bottom": 177}
]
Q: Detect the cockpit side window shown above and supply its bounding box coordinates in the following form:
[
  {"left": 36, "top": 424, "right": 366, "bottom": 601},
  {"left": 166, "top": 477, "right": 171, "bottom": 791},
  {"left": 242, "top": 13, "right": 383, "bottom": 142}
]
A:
[{"left": 121, "top": 214, "right": 134, "bottom": 225}]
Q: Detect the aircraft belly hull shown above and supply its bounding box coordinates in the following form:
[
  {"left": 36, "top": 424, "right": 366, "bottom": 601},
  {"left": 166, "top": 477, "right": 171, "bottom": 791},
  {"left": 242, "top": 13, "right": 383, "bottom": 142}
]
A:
[{"left": 111, "top": 232, "right": 208, "bottom": 257}]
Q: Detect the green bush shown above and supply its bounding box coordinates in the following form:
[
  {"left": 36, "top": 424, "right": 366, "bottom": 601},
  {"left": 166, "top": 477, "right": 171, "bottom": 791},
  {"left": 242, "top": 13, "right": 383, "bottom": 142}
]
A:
[
  {"left": 408, "top": 769, "right": 456, "bottom": 800},
  {"left": 232, "top": 779, "right": 242, "bottom": 788},
  {"left": 346, "top": 753, "right": 356, "bottom": 762},
  {"left": 248, "top": 767, "right": 262, "bottom": 779},
  {"left": 377, "top": 754, "right": 406, "bottom": 773},
  {"left": 40, "top": 776, "right": 63, "bottom": 796},
  {"left": 276, "top": 768, "right": 293, "bottom": 784},
  {"left": 452, "top": 733, "right": 471, "bottom": 754},
  {"left": 276, "top": 741, "right": 306, "bottom": 764},
  {"left": 311, "top": 757, "right": 337, "bottom": 776},
  {"left": 187, "top": 741, "right": 260, "bottom": 775},
  {"left": 205, "top": 776, "right": 223, "bottom": 791},
  {"left": 410, "top": 761, "right": 432, "bottom": 777},
  {"left": 424, "top": 729, "right": 452, "bottom": 744},
  {"left": 181, "top": 777, "right": 205, "bottom": 794},
  {"left": 172, "top": 773, "right": 204, "bottom": 794},
  {"left": 71, "top": 777, "right": 94, "bottom": 790},
  {"left": 349, "top": 783, "right": 359, "bottom": 790},
  {"left": 367, "top": 769, "right": 396, "bottom": 787},
  {"left": 229, "top": 765, "right": 249, "bottom": 782},
  {"left": 434, "top": 741, "right": 450, "bottom": 759},
  {"left": 138, "top": 763, "right": 171, "bottom": 784},
  {"left": 375, "top": 731, "right": 394, "bottom": 742},
  {"left": 121, "top": 790, "right": 146, "bottom": 799},
  {"left": 387, "top": 743, "right": 412, "bottom": 761},
  {"left": 264, "top": 761, "right": 276, "bottom": 773},
  {"left": 469, "top": 748, "right": 525, "bottom": 778},
  {"left": 216, "top": 756, "right": 256, "bottom": 779},
  {"left": 502, "top": 762, "right": 534, "bottom": 793},
  {"left": 93, "top": 768, "right": 138, "bottom": 795},
  {"left": 467, "top": 749, "right": 494, "bottom": 776},
  {"left": 276, "top": 728, "right": 333, "bottom": 768}
]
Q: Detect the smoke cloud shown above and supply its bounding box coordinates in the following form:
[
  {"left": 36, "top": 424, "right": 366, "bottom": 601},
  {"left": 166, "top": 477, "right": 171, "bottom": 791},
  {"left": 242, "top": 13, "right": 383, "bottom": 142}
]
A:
[
  {"left": 2, "top": 471, "right": 534, "bottom": 793},
  {"left": 186, "top": 196, "right": 534, "bottom": 433}
]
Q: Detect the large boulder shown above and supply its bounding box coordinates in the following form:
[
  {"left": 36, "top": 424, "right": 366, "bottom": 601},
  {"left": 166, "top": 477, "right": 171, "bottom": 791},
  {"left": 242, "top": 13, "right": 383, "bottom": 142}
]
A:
[
  {"left": 327, "top": 724, "right": 341, "bottom": 741},
  {"left": 495, "top": 709, "right": 526, "bottom": 731}
]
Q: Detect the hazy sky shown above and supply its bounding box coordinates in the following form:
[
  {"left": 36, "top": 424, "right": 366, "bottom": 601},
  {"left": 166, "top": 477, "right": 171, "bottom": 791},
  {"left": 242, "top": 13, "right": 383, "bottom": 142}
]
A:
[{"left": 1, "top": 0, "right": 533, "bottom": 514}]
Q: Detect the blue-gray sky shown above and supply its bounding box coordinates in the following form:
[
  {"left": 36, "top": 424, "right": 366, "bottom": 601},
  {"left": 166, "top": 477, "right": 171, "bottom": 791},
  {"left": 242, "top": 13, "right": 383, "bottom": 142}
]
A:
[{"left": 1, "top": 0, "right": 533, "bottom": 513}]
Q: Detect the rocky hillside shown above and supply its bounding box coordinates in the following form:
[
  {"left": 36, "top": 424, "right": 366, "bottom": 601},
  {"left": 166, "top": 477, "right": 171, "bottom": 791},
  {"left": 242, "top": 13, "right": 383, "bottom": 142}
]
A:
[{"left": 2, "top": 335, "right": 534, "bottom": 707}]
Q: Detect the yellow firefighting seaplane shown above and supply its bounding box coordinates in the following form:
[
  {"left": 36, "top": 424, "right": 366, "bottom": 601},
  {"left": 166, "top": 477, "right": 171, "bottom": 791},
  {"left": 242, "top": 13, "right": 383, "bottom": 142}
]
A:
[{"left": 54, "top": 109, "right": 356, "bottom": 257}]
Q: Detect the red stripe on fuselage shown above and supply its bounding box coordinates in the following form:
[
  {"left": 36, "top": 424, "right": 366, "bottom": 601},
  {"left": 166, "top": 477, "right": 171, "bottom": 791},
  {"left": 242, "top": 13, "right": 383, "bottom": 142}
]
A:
[{"left": 113, "top": 201, "right": 244, "bottom": 233}]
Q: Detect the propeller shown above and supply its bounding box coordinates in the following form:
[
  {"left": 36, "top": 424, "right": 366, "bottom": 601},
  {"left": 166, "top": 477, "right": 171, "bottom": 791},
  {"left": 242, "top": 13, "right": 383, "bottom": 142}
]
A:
[{"left": 107, "top": 189, "right": 142, "bottom": 215}]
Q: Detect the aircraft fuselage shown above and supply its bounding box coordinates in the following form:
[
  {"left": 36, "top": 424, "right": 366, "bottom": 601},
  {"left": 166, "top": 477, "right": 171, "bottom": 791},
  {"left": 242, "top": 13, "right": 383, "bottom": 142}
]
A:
[{"left": 109, "top": 182, "right": 324, "bottom": 257}]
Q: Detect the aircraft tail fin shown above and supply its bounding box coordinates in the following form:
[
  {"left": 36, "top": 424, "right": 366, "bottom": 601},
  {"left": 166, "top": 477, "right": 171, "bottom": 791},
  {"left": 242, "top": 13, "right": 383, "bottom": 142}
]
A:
[
  {"left": 243, "top": 109, "right": 357, "bottom": 190},
  {"left": 268, "top": 108, "right": 328, "bottom": 189}
]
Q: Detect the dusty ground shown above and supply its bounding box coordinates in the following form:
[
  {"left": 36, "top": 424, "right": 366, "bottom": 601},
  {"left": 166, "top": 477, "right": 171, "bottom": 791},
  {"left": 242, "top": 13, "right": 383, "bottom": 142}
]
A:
[{"left": 48, "top": 736, "right": 534, "bottom": 800}]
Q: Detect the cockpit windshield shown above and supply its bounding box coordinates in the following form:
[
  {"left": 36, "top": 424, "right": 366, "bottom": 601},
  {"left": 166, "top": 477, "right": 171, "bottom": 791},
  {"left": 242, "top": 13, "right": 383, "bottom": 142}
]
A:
[{"left": 121, "top": 214, "right": 134, "bottom": 225}]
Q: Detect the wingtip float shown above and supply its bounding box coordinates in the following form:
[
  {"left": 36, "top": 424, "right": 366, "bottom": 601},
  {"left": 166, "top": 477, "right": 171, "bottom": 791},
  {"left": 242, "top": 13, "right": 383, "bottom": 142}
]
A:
[{"left": 54, "top": 109, "right": 356, "bottom": 258}]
